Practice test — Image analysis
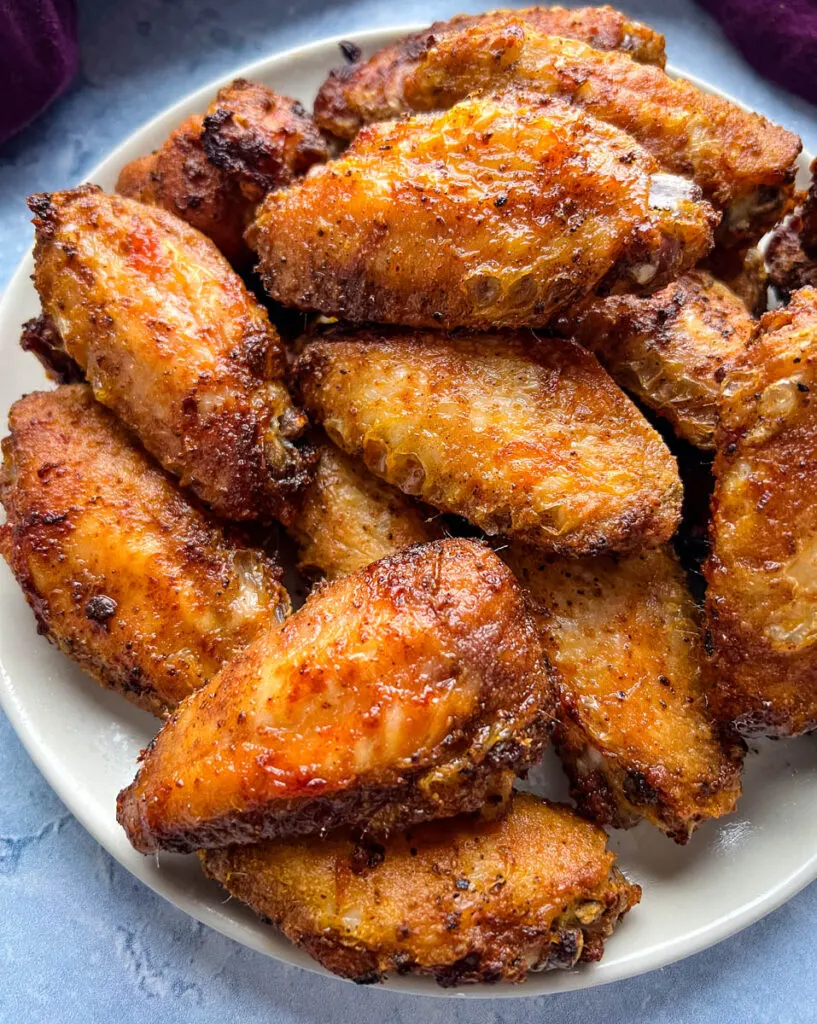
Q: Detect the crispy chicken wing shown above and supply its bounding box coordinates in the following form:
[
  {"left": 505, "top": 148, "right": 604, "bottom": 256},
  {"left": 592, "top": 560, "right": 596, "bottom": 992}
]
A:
[
  {"left": 116, "top": 79, "right": 328, "bottom": 266},
  {"left": 117, "top": 540, "right": 554, "bottom": 854},
  {"left": 201, "top": 792, "right": 640, "bottom": 985},
  {"left": 294, "top": 328, "right": 682, "bottom": 556},
  {"left": 29, "top": 186, "right": 312, "bottom": 524},
  {"left": 556, "top": 269, "right": 754, "bottom": 448},
  {"left": 705, "top": 287, "right": 817, "bottom": 736},
  {"left": 288, "top": 435, "right": 442, "bottom": 579},
  {"left": 249, "top": 93, "right": 717, "bottom": 331},
  {"left": 766, "top": 159, "right": 817, "bottom": 297},
  {"left": 0, "top": 386, "right": 289, "bottom": 716},
  {"left": 314, "top": 5, "right": 666, "bottom": 138},
  {"left": 329, "top": 17, "right": 799, "bottom": 248},
  {"left": 504, "top": 545, "right": 744, "bottom": 842}
]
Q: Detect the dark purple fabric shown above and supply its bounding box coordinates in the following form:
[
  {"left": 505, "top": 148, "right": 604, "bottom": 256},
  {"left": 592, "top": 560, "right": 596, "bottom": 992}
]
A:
[
  {"left": 1, "top": 0, "right": 78, "bottom": 144},
  {"left": 696, "top": 0, "right": 817, "bottom": 106}
]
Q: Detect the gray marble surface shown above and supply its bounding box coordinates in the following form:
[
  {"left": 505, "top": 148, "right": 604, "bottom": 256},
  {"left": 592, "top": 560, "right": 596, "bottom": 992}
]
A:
[{"left": 1, "top": 2, "right": 816, "bottom": 1021}]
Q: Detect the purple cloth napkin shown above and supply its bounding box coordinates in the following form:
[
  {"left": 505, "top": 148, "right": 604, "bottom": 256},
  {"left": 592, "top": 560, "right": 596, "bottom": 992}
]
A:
[
  {"left": 696, "top": 0, "right": 817, "bottom": 106},
  {"left": 1, "top": 0, "right": 78, "bottom": 144}
]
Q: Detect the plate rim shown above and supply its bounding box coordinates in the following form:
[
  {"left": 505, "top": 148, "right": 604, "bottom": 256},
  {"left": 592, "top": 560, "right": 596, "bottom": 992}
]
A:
[{"left": 0, "top": 23, "right": 815, "bottom": 1000}]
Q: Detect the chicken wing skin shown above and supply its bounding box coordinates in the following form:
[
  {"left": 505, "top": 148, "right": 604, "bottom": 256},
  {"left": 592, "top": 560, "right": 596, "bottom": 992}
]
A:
[
  {"left": 314, "top": 5, "right": 666, "bottom": 139},
  {"left": 201, "top": 793, "right": 640, "bottom": 985},
  {"left": 556, "top": 269, "right": 754, "bottom": 449},
  {"left": 249, "top": 93, "right": 717, "bottom": 331},
  {"left": 766, "top": 159, "right": 817, "bottom": 297},
  {"left": 116, "top": 79, "right": 328, "bottom": 266},
  {"left": 29, "top": 185, "right": 312, "bottom": 524},
  {"left": 117, "top": 539, "right": 554, "bottom": 854},
  {"left": 504, "top": 545, "right": 744, "bottom": 842},
  {"left": 705, "top": 287, "right": 817, "bottom": 736},
  {"left": 294, "top": 328, "right": 682, "bottom": 556},
  {"left": 335, "top": 17, "right": 799, "bottom": 248},
  {"left": 115, "top": 115, "right": 252, "bottom": 267},
  {"left": 288, "top": 435, "right": 442, "bottom": 580},
  {"left": 0, "top": 386, "right": 290, "bottom": 716},
  {"left": 199, "top": 78, "right": 329, "bottom": 198}
]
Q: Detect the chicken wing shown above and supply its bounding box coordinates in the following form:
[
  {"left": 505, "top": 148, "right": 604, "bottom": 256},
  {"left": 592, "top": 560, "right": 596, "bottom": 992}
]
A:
[
  {"left": 503, "top": 545, "right": 743, "bottom": 842},
  {"left": 0, "top": 386, "right": 289, "bottom": 716},
  {"left": 294, "top": 328, "right": 682, "bottom": 556},
  {"left": 765, "top": 159, "right": 817, "bottom": 297},
  {"left": 29, "top": 185, "right": 312, "bottom": 524},
  {"left": 249, "top": 92, "right": 717, "bottom": 331},
  {"left": 556, "top": 269, "right": 754, "bottom": 448},
  {"left": 201, "top": 792, "right": 640, "bottom": 985},
  {"left": 116, "top": 79, "right": 328, "bottom": 266},
  {"left": 314, "top": 5, "right": 666, "bottom": 138},
  {"left": 327, "top": 17, "right": 799, "bottom": 248},
  {"left": 117, "top": 539, "right": 554, "bottom": 854},
  {"left": 705, "top": 287, "right": 817, "bottom": 736},
  {"left": 288, "top": 435, "right": 442, "bottom": 579}
]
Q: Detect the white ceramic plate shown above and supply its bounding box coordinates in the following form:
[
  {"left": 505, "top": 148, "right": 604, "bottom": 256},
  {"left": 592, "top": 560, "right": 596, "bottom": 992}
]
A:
[{"left": 1, "top": 26, "right": 815, "bottom": 999}]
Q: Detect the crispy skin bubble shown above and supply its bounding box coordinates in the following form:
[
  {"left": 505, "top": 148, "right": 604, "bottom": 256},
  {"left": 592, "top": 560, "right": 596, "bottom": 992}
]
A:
[
  {"left": 557, "top": 269, "right": 754, "bottom": 449},
  {"left": 288, "top": 435, "right": 442, "bottom": 579},
  {"left": 294, "top": 327, "right": 682, "bottom": 555}
]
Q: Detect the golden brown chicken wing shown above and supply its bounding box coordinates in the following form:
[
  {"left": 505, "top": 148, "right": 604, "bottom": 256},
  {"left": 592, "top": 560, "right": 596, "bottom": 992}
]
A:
[
  {"left": 29, "top": 185, "right": 312, "bottom": 524},
  {"left": 294, "top": 328, "right": 682, "bottom": 556},
  {"left": 314, "top": 5, "right": 666, "bottom": 139},
  {"left": 117, "top": 539, "right": 554, "bottom": 854},
  {"left": 327, "top": 17, "right": 799, "bottom": 248},
  {"left": 288, "top": 435, "right": 442, "bottom": 579},
  {"left": 201, "top": 792, "right": 640, "bottom": 985},
  {"left": 556, "top": 269, "right": 754, "bottom": 448},
  {"left": 504, "top": 545, "right": 744, "bottom": 842},
  {"left": 705, "top": 287, "right": 817, "bottom": 736},
  {"left": 116, "top": 79, "right": 328, "bottom": 266},
  {"left": 765, "top": 159, "right": 817, "bottom": 297},
  {"left": 0, "top": 386, "right": 290, "bottom": 716},
  {"left": 249, "top": 92, "right": 717, "bottom": 331}
]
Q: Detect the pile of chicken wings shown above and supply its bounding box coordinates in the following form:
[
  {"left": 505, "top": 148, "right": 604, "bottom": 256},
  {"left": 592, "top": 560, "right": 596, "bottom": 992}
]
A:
[{"left": 2, "top": 4, "right": 816, "bottom": 988}]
